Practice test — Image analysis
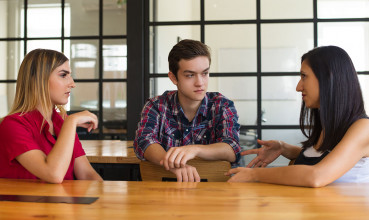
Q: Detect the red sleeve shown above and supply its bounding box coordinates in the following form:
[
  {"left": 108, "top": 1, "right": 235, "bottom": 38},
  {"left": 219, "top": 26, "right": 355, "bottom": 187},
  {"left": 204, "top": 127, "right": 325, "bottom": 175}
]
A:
[{"left": 0, "top": 116, "right": 41, "bottom": 163}]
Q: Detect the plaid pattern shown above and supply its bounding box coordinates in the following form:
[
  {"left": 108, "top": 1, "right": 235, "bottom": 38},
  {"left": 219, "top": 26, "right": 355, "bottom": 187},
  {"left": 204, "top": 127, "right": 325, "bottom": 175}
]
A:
[{"left": 134, "top": 90, "right": 241, "bottom": 163}]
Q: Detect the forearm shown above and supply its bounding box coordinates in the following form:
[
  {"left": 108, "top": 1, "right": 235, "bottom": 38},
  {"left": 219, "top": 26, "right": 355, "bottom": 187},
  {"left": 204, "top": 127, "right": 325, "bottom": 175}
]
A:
[
  {"left": 251, "top": 165, "right": 322, "bottom": 187},
  {"left": 194, "top": 143, "right": 236, "bottom": 162},
  {"left": 45, "top": 117, "right": 78, "bottom": 177},
  {"left": 280, "top": 141, "right": 302, "bottom": 160},
  {"left": 143, "top": 143, "right": 167, "bottom": 165}
]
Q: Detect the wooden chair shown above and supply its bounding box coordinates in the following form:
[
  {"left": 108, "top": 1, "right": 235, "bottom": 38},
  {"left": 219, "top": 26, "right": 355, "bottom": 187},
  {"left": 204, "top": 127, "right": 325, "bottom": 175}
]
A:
[{"left": 140, "top": 158, "right": 231, "bottom": 182}]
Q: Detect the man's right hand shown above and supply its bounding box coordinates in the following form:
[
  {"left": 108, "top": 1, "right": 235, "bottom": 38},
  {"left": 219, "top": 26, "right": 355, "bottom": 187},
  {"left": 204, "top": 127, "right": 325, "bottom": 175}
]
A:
[
  {"left": 160, "top": 146, "right": 199, "bottom": 170},
  {"left": 169, "top": 164, "right": 201, "bottom": 182}
]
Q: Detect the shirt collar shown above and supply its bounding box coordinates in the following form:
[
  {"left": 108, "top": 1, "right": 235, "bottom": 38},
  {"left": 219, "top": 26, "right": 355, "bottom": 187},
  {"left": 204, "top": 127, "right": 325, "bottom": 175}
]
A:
[{"left": 171, "top": 91, "right": 208, "bottom": 117}]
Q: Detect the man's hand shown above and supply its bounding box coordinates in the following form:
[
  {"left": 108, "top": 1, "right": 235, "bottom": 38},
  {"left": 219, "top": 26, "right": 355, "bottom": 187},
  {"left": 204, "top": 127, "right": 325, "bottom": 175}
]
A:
[
  {"left": 169, "top": 164, "right": 201, "bottom": 182},
  {"left": 160, "top": 146, "right": 199, "bottom": 170}
]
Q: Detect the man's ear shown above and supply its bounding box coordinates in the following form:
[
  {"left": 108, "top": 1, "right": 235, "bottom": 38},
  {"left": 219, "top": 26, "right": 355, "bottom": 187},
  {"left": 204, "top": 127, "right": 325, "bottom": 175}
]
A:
[{"left": 168, "top": 71, "right": 178, "bottom": 85}]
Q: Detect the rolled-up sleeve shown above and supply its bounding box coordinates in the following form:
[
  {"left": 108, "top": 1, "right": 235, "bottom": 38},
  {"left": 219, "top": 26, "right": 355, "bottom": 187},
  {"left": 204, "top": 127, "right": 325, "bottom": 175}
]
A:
[
  {"left": 133, "top": 100, "right": 162, "bottom": 160},
  {"left": 215, "top": 100, "right": 241, "bottom": 163}
]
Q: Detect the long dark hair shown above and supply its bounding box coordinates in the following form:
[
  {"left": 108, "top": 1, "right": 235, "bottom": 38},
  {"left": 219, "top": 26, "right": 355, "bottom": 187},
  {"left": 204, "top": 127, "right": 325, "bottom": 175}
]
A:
[{"left": 300, "top": 46, "right": 366, "bottom": 151}]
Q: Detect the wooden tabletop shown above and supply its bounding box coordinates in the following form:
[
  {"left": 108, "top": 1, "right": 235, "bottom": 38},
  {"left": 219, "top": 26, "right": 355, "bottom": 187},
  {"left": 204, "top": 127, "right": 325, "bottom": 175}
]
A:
[
  {"left": 81, "top": 140, "right": 140, "bottom": 164},
  {"left": 1, "top": 179, "right": 369, "bottom": 219}
]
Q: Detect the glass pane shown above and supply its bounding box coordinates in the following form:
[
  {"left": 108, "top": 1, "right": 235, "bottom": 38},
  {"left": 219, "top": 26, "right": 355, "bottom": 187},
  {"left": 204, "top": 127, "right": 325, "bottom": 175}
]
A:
[
  {"left": 208, "top": 77, "right": 257, "bottom": 126},
  {"left": 149, "top": 77, "right": 177, "bottom": 98},
  {"left": 150, "top": 25, "right": 200, "bottom": 73},
  {"left": 318, "top": 0, "right": 369, "bottom": 18},
  {"left": 0, "top": 83, "right": 16, "bottom": 117},
  {"left": 70, "top": 82, "right": 99, "bottom": 112},
  {"left": 205, "top": 0, "right": 256, "bottom": 20},
  {"left": 261, "top": 23, "right": 314, "bottom": 72},
  {"left": 103, "top": 0, "right": 126, "bottom": 35},
  {"left": 318, "top": 22, "right": 369, "bottom": 71},
  {"left": 205, "top": 24, "right": 257, "bottom": 72},
  {"left": 0, "top": 41, "right": 23, "bottom": 80},
  {"left": 358, "top": 75, "right": 369, "bottom": 112},
  {"left": 66, "top": 0, "right": 99, "bottom": 36},
  {"left": 103, "top": 82, "right": 127, "bottom": 134},
  {"left": 150, "top": 0, "right": 200, "bottom": 22},
  {"left": 261, "top": 0, "right": 313, "bottom": 19},
  {"left": 27, "top": 0, "right": 61, "bottom": 37},
  {"left": 0, "top": 0, "right": 24, "bottom": 38},
  {"left": 66, "top": 40, "right": 99, "bottom": 79},
  {"left": 262, "top": 76, "right": 301, "bottom": 125},
  {"left": 103, "top": 39, "right": 127, "bottom": 79},
  {"left": 27, "top": 40, "right": 62, "bottom": 53}
]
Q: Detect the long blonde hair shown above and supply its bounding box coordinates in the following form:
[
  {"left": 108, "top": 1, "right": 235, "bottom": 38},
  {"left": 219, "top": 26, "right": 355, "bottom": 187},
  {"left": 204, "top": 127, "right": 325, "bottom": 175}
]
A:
[{"left": 7, "top": 49, "right": 69, "bottom": 122}]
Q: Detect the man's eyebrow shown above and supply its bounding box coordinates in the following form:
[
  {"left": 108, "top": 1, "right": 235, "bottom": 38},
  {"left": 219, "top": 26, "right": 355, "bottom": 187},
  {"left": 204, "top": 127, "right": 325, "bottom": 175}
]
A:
[
  {"left": 183, "top": 70, "right": 197, "bottom": 74},
  {"left": 202, "top": 67, "right": 210, "bottom": 72},
  {"left": 183, "top": 67, "right": 210, "bottom": 74}
]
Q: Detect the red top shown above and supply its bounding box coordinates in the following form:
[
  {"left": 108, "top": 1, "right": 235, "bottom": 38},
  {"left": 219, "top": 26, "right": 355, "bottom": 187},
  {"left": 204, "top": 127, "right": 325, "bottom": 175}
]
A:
[{"left": 0, "top": 109, "right": 85, "bottom": 180}]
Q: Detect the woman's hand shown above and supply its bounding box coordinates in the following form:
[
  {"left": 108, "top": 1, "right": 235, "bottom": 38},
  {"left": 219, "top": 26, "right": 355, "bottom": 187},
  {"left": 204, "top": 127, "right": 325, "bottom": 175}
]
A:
[
  {"left": 242, "top": 139, "right": 283, "bottom": 168},
  {"left": 68, "top": 110, "right": 98, "bottom": 132},
  {"left": 226, "top": 167, "right": 254, "bottom": 182}
]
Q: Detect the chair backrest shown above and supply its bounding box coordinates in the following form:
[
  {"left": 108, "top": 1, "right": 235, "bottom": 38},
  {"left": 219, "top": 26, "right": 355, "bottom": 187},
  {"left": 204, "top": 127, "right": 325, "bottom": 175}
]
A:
[{"left": 140, "top": 158, "right": 231, "bottom": 182}]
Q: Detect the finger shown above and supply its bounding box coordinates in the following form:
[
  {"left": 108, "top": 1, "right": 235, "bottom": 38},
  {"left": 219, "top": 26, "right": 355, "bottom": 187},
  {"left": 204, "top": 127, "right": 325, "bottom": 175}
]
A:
[
  {"left": 163, "top": 149, "right": 172, "bottom": 170},
  {"left": 187, "top": 167, "right": 195, "bottom": 182},
  {"left": 255, "top": 161, "right": 263, "bottom": 167},
  {"left": 182, "top": 168, "right": 188, "bottom": 182},
  {"left": 246, "top": 157, "right": 259, "bottom": 168},
  {"left": 261, "top": 162, "right": 268, "bottom": 168},
  {"left": 168, "top": 149, "right": 179, "bottom": 169},
  {"left": 194, "top": 169, "right": 201, "bottom": 182},
  {"left": 180, "top": 154, "right": 190, "bottom": 168},
  {"left": 174, "top": 152, "right": 184, "bottom": 168},
  {"left": 241, "top": 149, "right": 259, "bottom": 156},
  {"left": 176, "top": 170, "right": 182, "bottom": 182},
  {"left": 225, "top": 168, "right": 240, "bottom": 176}
]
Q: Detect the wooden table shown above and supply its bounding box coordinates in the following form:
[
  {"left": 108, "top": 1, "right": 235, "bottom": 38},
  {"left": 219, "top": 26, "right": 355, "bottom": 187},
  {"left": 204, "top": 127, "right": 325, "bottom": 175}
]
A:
[
  {"left": 81, "top": 140, "right": 140, "bottom": 180},
  {"left": 0, "top": 179, "right": 369, "bottom": 219},
  {"left": 81, "top": 140, "right": 140, "bottom": 164}
]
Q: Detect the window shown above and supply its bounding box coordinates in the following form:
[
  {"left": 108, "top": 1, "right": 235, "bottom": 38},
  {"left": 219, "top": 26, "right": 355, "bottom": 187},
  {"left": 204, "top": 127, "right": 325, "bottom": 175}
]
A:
[
  {"left": 148, "top": 0, "right": 369, "bottom": 166},
  {"left": 0, "top": 0, "right": 127, "bottom": 139}
]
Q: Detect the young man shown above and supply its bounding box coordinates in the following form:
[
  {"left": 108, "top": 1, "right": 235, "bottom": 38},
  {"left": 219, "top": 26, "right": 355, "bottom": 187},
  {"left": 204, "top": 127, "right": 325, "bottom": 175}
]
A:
[{"left": 134, "top": 39, "right": 241, "bottom": 182}]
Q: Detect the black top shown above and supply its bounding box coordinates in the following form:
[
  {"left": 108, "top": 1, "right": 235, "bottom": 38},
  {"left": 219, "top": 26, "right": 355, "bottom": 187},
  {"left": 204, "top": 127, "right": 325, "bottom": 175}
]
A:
[
  {"left": 295, "top": 116, "right": 369, "bottom": 165},
  {"left": 294, "top": 148, "right": 329, "bottom": 165}
]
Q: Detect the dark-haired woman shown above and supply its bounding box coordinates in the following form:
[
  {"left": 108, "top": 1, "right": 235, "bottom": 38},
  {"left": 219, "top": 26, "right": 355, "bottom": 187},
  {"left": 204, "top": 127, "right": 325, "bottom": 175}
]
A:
[{"left": 226, "top": 46, "right": 369, "bottom": 187}]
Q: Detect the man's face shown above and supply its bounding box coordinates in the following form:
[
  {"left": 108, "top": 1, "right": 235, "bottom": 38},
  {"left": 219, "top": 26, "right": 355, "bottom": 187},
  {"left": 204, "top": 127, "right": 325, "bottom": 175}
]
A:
[{"left": 169, "top": 56, "right": 210, "bottom": 104}]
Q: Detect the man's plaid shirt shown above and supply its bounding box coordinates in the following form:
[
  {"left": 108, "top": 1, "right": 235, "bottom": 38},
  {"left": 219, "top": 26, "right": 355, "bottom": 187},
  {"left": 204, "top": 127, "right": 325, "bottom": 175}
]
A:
[{"left": 134, "top": 90, "right": 241, "bottom": 163}]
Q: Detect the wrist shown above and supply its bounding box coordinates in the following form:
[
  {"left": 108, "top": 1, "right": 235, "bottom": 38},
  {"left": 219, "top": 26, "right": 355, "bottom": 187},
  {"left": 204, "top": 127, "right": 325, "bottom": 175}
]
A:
[
  {"left": 64, "top": 114, "right": 78, "bottom": 126},
  {"left": 250, "top": 168, "right": 258, "bottom": 182},
  {"left": 190, "top": 145, "right": 201, "bottom": 158},
  {"left": 278, "top": 140, "right": 285, "bottom": 153}
]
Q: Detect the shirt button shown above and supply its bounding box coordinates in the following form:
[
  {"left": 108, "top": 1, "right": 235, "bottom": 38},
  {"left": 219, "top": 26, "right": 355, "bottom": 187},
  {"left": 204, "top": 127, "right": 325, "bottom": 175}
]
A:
[
  {"left": 186, "top": 129, "right": 188, "bottom": 132},
  {"left": 204, "top": 135, "right": 207, "bottom": 138}
]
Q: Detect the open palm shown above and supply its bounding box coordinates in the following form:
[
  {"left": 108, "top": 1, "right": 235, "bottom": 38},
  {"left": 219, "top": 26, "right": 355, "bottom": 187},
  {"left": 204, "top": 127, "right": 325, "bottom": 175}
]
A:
[{"left": 241, "top": 139, "right": 282, "bottom": 168}]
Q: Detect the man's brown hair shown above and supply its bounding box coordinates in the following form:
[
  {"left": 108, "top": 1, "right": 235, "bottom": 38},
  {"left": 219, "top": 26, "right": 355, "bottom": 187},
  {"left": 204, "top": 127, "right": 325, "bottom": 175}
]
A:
[{"left": 168, "top": 39, "right": 211, "bottom": 77}]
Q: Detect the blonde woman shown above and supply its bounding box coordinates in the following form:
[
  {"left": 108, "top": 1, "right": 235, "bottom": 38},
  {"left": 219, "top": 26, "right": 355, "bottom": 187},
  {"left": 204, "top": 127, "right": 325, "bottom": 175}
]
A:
[{"left": 0, "top": 49, "right": 102, "bottom": 183}]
